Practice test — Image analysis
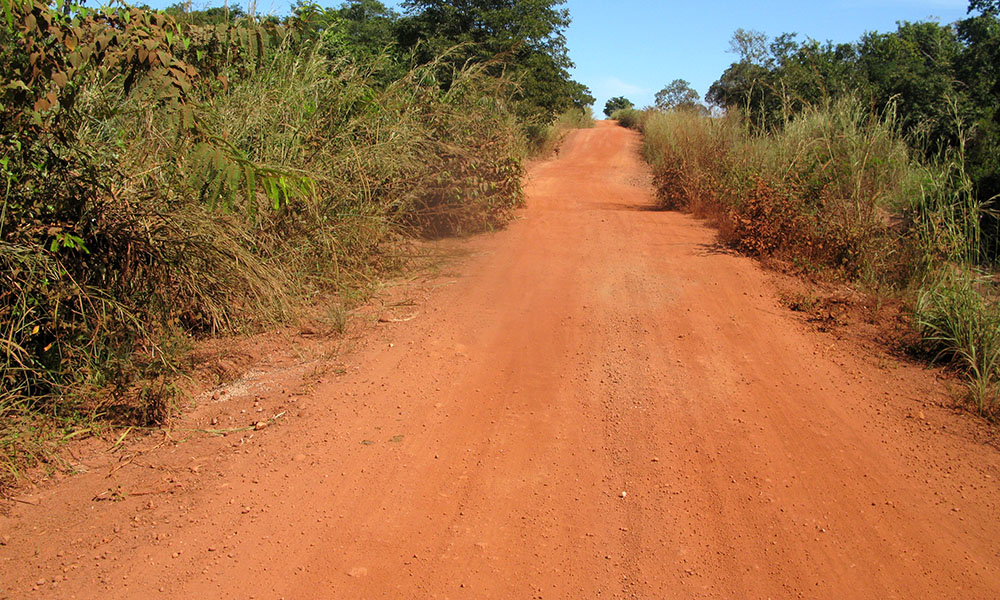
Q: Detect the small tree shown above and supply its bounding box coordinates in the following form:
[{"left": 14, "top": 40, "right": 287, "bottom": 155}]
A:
[
  {"left": 969, "top": 0, "right": 1000, "bottom": 13},
  {"left": 654, "top": 79, "right": 701, "bottom": 111},
  {"left": 729, "top": 28, "right": 770, "bottom": 65},
  {"left": 604, "top": 96, "right": 633, "bottom": 117}
]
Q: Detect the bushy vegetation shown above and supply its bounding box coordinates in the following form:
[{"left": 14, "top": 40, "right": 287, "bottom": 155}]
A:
[
  {"left": 654, "top": 79, "right": 704, "bottom": 113},
  {"left": 635, "top": 97, "right": 1000, "bottom": 417},
  {"left": 610, "top": 107, "right": 642, "bottom": 129},
  {"left": 0, "top": 0, "right": 593, "bottom": 490},
  {"left": 603, "top": 95, "right": 632, "bottom": 117},
  {"left": 630, "top": 0, "right": 1000, "bottom": 418},
  {"left": 706, "top": 10, "right": 1000, "bottom": 249}
]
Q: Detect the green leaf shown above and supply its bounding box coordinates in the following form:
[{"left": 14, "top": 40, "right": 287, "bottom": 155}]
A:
[
  {"left": 243, "top": 164, "right": 256, "bottom": 207},
  {"left": 2, "top": 0, "right": 13, "bottom": 29}
]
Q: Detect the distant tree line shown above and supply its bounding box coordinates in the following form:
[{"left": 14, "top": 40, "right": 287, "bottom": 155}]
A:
[
  {"left": 160, "top": 0, "right": 594, "bottom": 122},
  {"left": 705, "top": 3, "right": 1000, "bottom": 218}
]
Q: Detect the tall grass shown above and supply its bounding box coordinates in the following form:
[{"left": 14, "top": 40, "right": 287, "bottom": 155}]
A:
[
  {"left": 1, "top": 35, "right": 527, "bottom": 490},
  {"left": 610, "top": 107, "right": 643, "bottom": 129},
  {"left": 640, "top": 100, "right": 928, "bottom": 283},
  {"left": 915, "top": 268, "right": 1000, "bottom": 417},
  {"left": 636, "top": 99, "right": 1000, "bottom": 417}
]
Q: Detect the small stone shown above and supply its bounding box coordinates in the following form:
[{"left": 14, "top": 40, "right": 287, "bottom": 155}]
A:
[
  {"left": 254, "top": 421, "right": 268, "bottom": 431},
  {"left": 620, "top": 491, "right": 627, "bottom": 498},
  {"left": 348, "top": 567, "right": 368, "bottom": 578}
]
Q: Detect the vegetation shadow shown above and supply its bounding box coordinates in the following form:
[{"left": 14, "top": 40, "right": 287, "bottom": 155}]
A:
[
  {"left": 695, "top": 241, "right": 740, "bottom": 258},
  {"left": 590, "top": 201, "right": 666, "bottom": 212}
]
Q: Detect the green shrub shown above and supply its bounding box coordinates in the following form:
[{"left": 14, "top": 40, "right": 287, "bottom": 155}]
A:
[{"left": 611, "top": 108, "right": 644, "bottom": 129}]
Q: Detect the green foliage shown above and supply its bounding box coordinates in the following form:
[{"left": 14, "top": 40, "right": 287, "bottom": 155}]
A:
[
  {"left": 707, "top": 15, "right": 1000, "bottom": 260},
  {"left": 163, "top": 2, "right": 247, "bottom": 26},
  {"left": 970, "top": 0, "right": 1000, "bottom": 14},
  {"left": 654, "top": 79, "right": 702, "bottom": 112},
  {"left": 611, "top": 107, "right": 642, "bottom": 129},
  {"left": 915, "top": 269, "right": 1000, "bottom": 418},
  {"left": 0, "top": 0, "right": 532, "bottom": 492},
  {"left": 397, "top": 0, "right": 593, "bottom": 120},
  {"left": 859, "top": 21, "right": 967, "bottom": 152},
  {"left": 603, "top": 96, "right": 633, "bottom": 117}
]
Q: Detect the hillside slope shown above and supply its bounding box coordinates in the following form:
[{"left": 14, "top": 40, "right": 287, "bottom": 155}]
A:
[{"left": 1, "top": 122, "right": 998, "bottom": 599}]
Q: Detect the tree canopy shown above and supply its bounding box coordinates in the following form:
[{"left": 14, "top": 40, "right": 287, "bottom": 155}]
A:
[
  {"left": 654, "top": 79, "right": 702, "bottom": 112},
  {"left": 397, "top": 0, "right": 593, "bottom": 119},
  {"left": 706, "top": 3, "right": 1000, "bottom": 253},
  {"left": 603, "top": 96, "right": 634, "bottom": 117},
  {"left": 970, "top": 0, "right": 1000, "bottom": 13}
]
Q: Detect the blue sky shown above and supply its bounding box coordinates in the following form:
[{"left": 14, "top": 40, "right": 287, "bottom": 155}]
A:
[
  {"left": 560, "top": 0, "right": 971, "bottom": 111},
  {"left": 143, "top": 0, "right": 973, "bottom": 111}
]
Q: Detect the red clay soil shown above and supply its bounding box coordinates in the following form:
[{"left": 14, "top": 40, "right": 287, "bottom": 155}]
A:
[{"left": 2, "top": 121, "right": 1000, "bottom": 599}]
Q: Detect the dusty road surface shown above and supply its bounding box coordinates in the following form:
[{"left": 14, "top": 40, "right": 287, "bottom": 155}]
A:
[{"left": 3, "top": 121, "right": 1000, "bottom": 599}]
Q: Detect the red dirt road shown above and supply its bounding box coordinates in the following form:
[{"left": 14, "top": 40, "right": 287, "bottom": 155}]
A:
[{"left": 3, "top": 122, "right": 1000, "bottom": 599}]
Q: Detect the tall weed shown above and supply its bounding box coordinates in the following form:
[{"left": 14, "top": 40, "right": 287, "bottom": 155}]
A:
[{"left": 915, "top": 269, "right": 1000, "bottom": 418}]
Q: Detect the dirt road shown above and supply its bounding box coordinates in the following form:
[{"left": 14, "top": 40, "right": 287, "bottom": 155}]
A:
[{"left": 3, "top": 121, "right": 1000, "bottom": 599}]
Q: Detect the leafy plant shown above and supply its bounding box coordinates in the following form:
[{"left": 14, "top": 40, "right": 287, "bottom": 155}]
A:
[{"left": 603, "top": 95, "right": 633, "bottom": 117}]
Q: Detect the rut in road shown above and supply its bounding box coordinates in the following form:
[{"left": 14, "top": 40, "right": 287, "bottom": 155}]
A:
[{"left": 2, "top": 121, "right": 1000, "bottom": 599}]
